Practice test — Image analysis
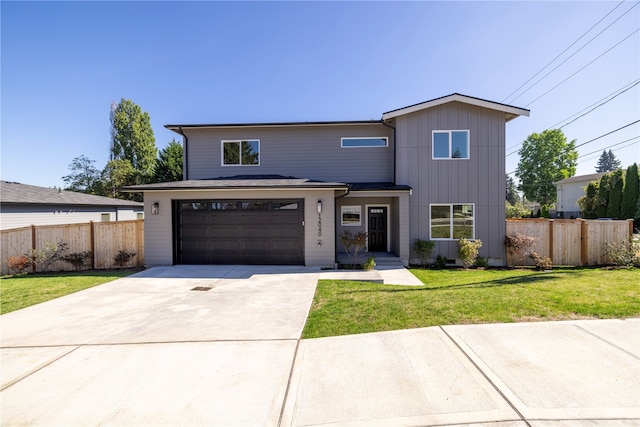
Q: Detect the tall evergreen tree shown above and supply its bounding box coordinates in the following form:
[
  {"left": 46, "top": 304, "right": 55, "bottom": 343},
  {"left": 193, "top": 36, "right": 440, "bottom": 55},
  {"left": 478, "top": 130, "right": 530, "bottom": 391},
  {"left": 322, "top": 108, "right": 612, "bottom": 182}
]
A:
[
  {"left": 595, "top": 174, "right": 610, "bottom": 218},
  {"left": 110, "top": 98, "right": 157, "bottom": 184},
  {"left": 595, "top": 149, "right": 621, "bottom": 173},
  {"left": 621, "top": 163, "right": 639, "bottom": 219},
  {"left": 606, "top": 169, "right": 624, "bottom": 218},
  {"left": 578, "top": 181, "right": 599, "bottom": 219},
  {"left": 153, "top": 139, "right": 184, "bottom": 183},
  {"left": 506, "top": 176, "right": 519, "bottom": 205}
]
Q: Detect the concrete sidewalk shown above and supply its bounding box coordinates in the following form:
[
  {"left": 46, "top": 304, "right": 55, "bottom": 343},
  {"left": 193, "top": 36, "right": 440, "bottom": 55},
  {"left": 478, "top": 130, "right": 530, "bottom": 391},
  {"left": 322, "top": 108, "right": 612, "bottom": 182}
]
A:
[{"left": 1, "top": 266, "right": 639, "bottom": 426}]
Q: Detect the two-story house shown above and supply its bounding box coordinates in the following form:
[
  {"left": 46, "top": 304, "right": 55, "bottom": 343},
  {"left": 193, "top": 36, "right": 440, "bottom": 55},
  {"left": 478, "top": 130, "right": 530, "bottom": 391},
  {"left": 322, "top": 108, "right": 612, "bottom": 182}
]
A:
[{"left": 124, "top": 94, "right": 529, "bottom": 267}]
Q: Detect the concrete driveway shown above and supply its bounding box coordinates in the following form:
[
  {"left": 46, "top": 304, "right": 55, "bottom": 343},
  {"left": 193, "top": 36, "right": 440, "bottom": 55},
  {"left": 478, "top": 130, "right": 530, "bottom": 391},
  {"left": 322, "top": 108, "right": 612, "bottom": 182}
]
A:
[{"left": 2, "top": 265, "right": 639, "bottom": 426}]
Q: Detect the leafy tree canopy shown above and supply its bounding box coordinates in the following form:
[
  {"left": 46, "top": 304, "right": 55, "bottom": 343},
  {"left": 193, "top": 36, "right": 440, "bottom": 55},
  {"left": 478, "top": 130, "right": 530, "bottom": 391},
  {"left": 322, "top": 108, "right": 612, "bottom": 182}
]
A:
[
  {"left": 153, "top": 139, "right": 183, "bottom": 183},
  {"left": 595, "top": 149, "right": 622, "bottom": 173},
  {"left": 62, "top": 155, "right": 103, "bottom": 194},
  {"left": 515, "top": 129, "right": 578, "bottom": 206},
  {"left": 110, "top": 98, "right": 157, "bottom": 183},
  {"left": 506, "top": 176, "right": 520, "bottom": 205}
]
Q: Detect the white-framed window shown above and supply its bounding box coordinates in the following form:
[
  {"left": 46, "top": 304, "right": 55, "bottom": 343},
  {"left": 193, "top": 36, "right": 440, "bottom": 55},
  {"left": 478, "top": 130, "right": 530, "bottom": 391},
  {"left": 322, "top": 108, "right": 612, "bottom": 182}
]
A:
[
  {"left": 341, "top": 137, "right": 388, "bottom": 148},
  {"left": 432, "top": 130, "right": 469, "bottom": 159},
  {"left": 430, "top": 204, "right": 474, "bottom": 240},
  {"left": 341, "top": 206, "right": 362, "bottom": 226},
  {"left": 222, "top": 140, "right": 260, "bottom": 166}
]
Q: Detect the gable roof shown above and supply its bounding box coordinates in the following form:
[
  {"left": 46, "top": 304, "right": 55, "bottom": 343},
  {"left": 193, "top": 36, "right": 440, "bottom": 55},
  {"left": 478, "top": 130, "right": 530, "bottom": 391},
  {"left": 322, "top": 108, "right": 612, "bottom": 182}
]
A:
[
  {"left": 555, "top": 172, "right": 606, "bottom": 185},
  {"left": 0, "top": 181, "right": 143, "bottom": 207},
  {"left": 381, "top": 93, "right": 530, "bottom": 122}
]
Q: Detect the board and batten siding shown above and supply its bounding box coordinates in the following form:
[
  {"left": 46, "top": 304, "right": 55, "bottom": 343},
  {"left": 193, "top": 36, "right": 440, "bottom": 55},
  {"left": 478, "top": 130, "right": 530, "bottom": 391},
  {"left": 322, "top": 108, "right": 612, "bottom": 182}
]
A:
[
  {"left": 184, "top": 125, "right": 393, "bottom": 183},
  {"left": 142, "top": 189, "right": 337, "bottom": 267},
  {"left": 396, "top": 101, "right": 507, "bottom": 264}
]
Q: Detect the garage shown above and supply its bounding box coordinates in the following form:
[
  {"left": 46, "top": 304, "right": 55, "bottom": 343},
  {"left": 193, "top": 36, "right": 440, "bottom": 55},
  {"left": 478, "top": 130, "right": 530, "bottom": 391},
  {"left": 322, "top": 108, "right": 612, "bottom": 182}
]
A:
[{"left": 175, "top": 199, "right": 304, "bottom": 265}]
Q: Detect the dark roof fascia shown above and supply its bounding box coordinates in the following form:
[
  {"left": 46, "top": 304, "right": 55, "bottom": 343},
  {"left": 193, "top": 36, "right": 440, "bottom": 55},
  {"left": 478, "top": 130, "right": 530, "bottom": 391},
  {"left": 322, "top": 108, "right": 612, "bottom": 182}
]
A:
[
  {"left": 121, "top": 180, "right": 349, "bottom": 192},
  {"left": 165, "top": 120, "right": 383, "bottom": 132},
  {"left": 347, "top": 183, "right": 412, "bottom": 192}
]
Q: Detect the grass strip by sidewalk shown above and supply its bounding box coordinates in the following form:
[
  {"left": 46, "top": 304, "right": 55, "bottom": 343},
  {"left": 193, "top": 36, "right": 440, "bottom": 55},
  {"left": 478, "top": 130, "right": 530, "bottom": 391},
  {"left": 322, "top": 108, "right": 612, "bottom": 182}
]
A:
[
  {"left": 303, "top": 267, "right": 640, "bottom": 338},
  {"left": 1, "top": 270, "right": 135, "bottom": 314}
]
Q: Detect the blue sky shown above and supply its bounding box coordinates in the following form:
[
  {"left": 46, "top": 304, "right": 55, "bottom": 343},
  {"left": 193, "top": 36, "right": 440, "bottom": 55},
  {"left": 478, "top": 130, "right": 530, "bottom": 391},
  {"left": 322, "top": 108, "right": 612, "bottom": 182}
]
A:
[{"left": 2, "top": 1, "right": 639, "bottom": 189}]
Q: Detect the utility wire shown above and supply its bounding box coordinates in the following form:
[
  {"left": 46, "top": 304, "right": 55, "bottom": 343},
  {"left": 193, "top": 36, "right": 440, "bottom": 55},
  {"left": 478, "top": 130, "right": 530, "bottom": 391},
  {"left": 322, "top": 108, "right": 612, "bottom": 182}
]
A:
[
  {"left": 505, "top": 79, "right": 640, "bottom": 157},
  {"left": 524, "top": 27, "right": 640, "bottom": 107},
  {"left": 577, "top": 136, "right": 640, "bottom": 158},
  {"left": 502, "top": 0, "right": 626, "bottom": 103},
  {"left": 507, "top": 2, "right": 639, "bottom": 104}
]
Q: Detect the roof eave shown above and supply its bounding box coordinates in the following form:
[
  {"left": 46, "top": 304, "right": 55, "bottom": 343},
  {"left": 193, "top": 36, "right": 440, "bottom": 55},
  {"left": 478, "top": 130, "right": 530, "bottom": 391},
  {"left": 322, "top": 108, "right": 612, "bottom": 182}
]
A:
[{"left": 165, "top": 120, "right": 383, "bottom": 132}]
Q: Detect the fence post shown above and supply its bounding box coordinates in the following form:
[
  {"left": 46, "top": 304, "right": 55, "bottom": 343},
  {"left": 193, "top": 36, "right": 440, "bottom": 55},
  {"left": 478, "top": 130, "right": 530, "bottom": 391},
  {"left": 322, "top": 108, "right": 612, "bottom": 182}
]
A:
[
  {"left": 580, "top": 219, "right": 588, "bottom": 266},
  {"left": 629, "top": 219, "right": 635, "bottom": 238},
  {"left": 31, "top": 224, "right": 37, "bottom": 273},
  {"left": 90, "top": 221, "right": 96, "bottom": 270},
  {"left": 548, "top": 220, "right": 554, "bottom": 264}
]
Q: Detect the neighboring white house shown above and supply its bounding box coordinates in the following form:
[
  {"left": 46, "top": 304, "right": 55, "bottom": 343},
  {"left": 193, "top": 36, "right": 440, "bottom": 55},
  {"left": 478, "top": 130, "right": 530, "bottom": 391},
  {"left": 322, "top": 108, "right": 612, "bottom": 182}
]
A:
[
  {"left": 0, "top": 181, "right": 144, "bottom": 230},
  {"left": 555, "top": 172, "right": 605, "bottom": 219}
]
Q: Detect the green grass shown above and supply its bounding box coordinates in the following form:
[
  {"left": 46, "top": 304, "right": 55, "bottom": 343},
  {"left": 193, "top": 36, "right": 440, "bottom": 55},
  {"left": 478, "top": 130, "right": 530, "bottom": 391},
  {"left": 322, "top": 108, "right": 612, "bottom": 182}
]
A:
[
  {"left": 303, "top": 267, "right": 640, "bottom": 338},
  {"left": 1, "top": 270, "right": 135, "bottom": 314}
]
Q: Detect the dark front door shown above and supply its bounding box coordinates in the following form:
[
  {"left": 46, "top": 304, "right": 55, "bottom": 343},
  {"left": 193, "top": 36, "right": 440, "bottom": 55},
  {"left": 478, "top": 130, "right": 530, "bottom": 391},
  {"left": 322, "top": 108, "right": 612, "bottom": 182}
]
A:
[{"left": 368, "top": 207, "right": 387, "bottom": 251}]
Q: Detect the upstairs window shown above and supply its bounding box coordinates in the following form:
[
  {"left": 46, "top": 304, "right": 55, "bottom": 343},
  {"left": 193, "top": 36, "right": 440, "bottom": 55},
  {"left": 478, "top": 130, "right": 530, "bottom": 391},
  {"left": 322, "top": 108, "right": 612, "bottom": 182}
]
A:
[
  {"left": 222, "top": 140, "right": 260, "bottom": 166},
  {"left": 341, "top": 137, "right": 388, "bottom": 148},
  {"left": 433, "top": 130, "right": 469, "bottom": 159}
]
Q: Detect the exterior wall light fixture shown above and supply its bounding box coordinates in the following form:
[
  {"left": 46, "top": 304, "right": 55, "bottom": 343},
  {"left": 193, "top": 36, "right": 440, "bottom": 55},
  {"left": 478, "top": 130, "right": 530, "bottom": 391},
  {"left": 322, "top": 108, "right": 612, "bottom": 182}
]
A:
[{"left": 152, "top": 202, "right": 159, "bottom": 215}]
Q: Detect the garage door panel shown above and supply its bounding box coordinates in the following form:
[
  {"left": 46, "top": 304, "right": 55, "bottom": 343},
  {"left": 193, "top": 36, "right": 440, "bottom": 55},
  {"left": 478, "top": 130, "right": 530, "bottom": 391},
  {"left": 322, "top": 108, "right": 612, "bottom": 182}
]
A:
[{"left": 178, "top": 199, "right": 304, "bottom": 265}]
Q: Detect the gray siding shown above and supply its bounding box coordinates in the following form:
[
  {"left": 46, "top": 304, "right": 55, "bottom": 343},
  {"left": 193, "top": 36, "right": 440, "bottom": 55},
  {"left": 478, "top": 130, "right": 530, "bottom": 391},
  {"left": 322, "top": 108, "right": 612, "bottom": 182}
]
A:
[
  {"left": 0, "top": 205, "right": 143, "bottom": 230},
  {"left": 397, "top": 102, "right": 507, "bottom": 264},
  {"left": 184, "top": 125, "right": 393, "bottom": 183}
]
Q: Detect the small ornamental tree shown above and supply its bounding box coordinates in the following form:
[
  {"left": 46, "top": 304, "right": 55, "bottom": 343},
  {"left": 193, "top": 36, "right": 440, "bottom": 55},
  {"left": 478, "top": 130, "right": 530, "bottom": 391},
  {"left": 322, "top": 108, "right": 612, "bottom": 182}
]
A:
[
  {"left": 339, "top": 230, "right": 368, "bottom": 267},
  {"left": 504, "top": 233, "right": 538, "bottom": 266}
]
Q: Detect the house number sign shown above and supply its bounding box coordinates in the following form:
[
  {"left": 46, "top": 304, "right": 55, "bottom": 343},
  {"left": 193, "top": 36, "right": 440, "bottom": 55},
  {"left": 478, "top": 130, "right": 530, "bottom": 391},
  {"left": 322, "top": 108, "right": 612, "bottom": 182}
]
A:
[{"left": 318, "top": 213, "right": 322, "bottom": 236}]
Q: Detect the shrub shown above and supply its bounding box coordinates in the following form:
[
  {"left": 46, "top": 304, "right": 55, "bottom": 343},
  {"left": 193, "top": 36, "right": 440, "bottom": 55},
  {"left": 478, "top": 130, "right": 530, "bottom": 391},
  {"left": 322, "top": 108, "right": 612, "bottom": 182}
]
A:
[
  {"left": 361, "top": 255, "right": 376, "bottom": 271},
  {"left": 529, "top": 251, "right": 552, "bottom": 271},
  {"left": 457, "top": 238, "right": 482, "bottom": 269},
  {"left": 602, "top": 238, "right": 640, "bottom": 268},
  {"left": 473, "top": 256, "right": 489, "bottom": 268},
  {"left": 114, "top": 249, "right": 136, "bottom": 267},
  {"left": 28, "top": 240, "right": 67, "bottom": 272},
  {"left": 504, "top": 233, "right": 538, "bottom": 266},
  {"left": 413, "top": 239, "right": 435, "bottom": 267},
  {"left": 431, "top": 255, "right": 449, "bottom": 269},
  {"left": 340, "top": 230, "right": 368, "bottom": 266},
  {"left": 61, "top": 251, "right": 93, "bottom": 271},
  {"left": 5, "top": 255, "right": 31, "bottom": 275}
]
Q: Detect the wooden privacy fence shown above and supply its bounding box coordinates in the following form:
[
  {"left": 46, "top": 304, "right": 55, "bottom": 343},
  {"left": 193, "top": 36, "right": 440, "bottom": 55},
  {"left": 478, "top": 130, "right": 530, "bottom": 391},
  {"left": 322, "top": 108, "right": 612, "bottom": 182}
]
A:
[
  {"left": 506, "top": 218, "right": 634, "bottom": 266},
  {"left": 1, "top": 220, "right": 144, "bottom": 275}
]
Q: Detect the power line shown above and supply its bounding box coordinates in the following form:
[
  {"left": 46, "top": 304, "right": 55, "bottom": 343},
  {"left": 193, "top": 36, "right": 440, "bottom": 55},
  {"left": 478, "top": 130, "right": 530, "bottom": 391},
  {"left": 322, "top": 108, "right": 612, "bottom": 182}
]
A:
[
  {"left": 577, "top": 136, "right": 640, "bottom": 158},
  {"left": 524, "top": 27, "right": 640, "bottom": 107},
  {"left": 502, "top": 0, "right": 626, "bottom": 104},
  {"left": 505, "top": 78, "right": 640, "bottom": 157},
  {"left": 575, "top": 120, "right": 640, "bottom": 148},
  {"left": 507, "top": 2, "right": 639, "bottom": 104}
]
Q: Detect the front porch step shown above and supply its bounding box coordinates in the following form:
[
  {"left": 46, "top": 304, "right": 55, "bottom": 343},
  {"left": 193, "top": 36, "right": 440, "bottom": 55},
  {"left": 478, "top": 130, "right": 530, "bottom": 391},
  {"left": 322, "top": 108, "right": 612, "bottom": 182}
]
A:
[{"left": 336, "top": 252, "right": 403, "bottom": 266}]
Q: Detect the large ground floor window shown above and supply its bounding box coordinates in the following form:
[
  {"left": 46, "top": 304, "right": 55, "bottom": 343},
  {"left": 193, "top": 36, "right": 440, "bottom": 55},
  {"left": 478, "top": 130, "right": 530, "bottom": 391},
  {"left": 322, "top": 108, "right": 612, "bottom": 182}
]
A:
[{"left": 430, "top": 204, "right": 474, "bottom": 240}]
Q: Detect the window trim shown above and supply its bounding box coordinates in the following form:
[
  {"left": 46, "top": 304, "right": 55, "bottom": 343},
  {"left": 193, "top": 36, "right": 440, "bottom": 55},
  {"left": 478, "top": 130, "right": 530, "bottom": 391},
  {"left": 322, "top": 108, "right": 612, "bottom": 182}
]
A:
[
  {"left": 221, "top": 139, "right": 261, "bottom": 166},
  {"left": 432, "top": 130, "right": 470, "bottom": 160},
  {"left": 429, "top": 203, "right": 475, "bottom": 240},
  {"left": 341, "top": 205, "right": 362, "bottom": 226},
  {"left": 341, "top": 137, "right": 389, "bottom": 148}
]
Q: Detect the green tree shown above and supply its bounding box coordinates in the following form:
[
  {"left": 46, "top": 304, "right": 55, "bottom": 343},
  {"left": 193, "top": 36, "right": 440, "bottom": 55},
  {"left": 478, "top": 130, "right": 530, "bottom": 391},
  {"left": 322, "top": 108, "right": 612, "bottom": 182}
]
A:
[
  {"left": 595, "top": 174, "right": 610, "bottom": 218},
  {"left": 577, "top": 181, "right": 599, "bottom": 219},
  {"left": 516, "top": 129, "right": 578, "bottom": 206},
  {"left": 110, "top": 99, "right": 157, "bottom": 184},
  {"left": 622, "top": 163, "right": 639, "bottom": 219},
  {"left": 506, "top": 176, "right": 519, "bottom": 205},
  {"left": 607, "top": 169, "right": 624, "bottom": 218},
  {"left": 153, "top": 139, "right": 184, "bottom": 182},
  {"left": 595, "top": 149, "right": 621, "bottom": 173},
  {"left": 103, "top": 159, "right": 142, "bottom": 201},
  {"left": 62, "top": 155, "right": 104, "bottom": 194}
]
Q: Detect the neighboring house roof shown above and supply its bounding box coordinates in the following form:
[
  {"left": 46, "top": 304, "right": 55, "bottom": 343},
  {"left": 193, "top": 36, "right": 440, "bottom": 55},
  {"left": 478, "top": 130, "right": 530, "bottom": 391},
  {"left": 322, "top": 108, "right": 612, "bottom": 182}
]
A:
[
  {"left": 555, "top": 172, "right": 606, "bottom": 185},
  {"left": 381, "top": 93, "right": 530, "bottom": 121},
  {"left": 0, "top": 181, "right": 143, "bottom": 207},
  {"left": 121, "top": 175, "right": 350, "bottom": 191}
]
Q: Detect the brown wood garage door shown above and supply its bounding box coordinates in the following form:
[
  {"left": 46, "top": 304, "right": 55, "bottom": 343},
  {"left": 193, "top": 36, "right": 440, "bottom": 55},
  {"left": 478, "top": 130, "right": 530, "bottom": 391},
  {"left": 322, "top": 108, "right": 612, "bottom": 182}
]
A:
[{"left": 176, "top": 199, "right": 304, "bottom": 265}]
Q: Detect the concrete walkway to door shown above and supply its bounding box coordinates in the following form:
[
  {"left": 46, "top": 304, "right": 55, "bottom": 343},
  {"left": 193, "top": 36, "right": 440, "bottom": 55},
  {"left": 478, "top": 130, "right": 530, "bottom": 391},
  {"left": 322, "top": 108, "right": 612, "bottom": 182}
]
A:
[{"left": 1, "top": 265, "right": 638, "bottom": 426}]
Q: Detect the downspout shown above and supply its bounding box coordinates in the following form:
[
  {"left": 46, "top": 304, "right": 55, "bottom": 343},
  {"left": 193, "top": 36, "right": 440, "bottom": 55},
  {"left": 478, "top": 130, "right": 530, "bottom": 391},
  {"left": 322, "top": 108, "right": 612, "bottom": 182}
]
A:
[
  {"left": 177, "top": 126, "right": 188, "bottom": 180},
  {"left": 381, "top": 120, "right": 396, "bottom": 185}
]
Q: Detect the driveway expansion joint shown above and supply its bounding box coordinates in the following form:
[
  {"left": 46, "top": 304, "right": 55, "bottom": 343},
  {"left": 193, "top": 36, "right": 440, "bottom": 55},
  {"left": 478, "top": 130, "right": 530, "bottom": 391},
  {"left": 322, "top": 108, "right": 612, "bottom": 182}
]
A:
[{"left": 439, "top": 326, "right": 532, "bottom": 427}]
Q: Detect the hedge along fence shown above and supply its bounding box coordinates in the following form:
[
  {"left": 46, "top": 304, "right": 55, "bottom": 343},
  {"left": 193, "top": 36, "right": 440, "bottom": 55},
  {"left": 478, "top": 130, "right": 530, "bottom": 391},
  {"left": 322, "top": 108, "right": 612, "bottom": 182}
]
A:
[
  {"left": 1, "top": 220, "right": 144, "bottom": 275},
  {"left": 506, "top": 218, "right": 634, "bottom": 266}
]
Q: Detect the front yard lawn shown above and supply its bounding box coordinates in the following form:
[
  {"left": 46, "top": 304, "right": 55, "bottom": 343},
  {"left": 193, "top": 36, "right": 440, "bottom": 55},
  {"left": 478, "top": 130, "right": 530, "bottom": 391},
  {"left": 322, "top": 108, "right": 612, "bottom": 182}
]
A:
[
  {"left": 0, "top": 270, "right": 135, "bottom": 314},
  {"left": 303, "top": 267, "right": 640, "bottom": 338}
]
